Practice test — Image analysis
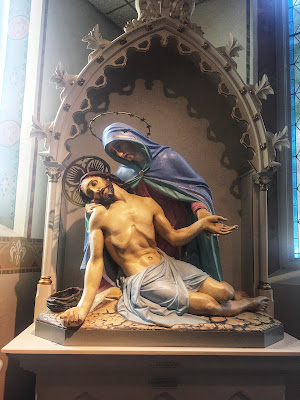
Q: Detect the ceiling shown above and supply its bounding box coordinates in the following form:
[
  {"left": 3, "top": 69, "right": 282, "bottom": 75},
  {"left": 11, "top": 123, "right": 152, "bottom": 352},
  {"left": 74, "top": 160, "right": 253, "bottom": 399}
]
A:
[{"left": 88, "top": 0, "right": 206, "bottom": 30}]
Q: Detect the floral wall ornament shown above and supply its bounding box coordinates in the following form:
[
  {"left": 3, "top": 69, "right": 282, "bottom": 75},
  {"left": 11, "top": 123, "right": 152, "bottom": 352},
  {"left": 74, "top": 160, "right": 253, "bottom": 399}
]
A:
[
  {"left": 49, "top": 62, "right": 78, "bottom": 101},
  {"left": 82, "top": 25, "right": 111, "bottom": 62},
  {"left": 266, "top": 126, "right": 290, "bottom": 168},
  {"left": 10, "top": 240, "right": 26, "bottom": 266},
  {"left": 30, "top": 116, "right": 54, "bottom": 153},
  {"left": 217, "top": 33, "right": 244, "bottom": 69}
]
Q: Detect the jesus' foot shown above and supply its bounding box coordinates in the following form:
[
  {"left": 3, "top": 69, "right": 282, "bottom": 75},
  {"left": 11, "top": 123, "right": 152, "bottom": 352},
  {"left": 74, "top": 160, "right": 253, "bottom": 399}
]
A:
[{"left": 246, "top": 296, "right": 269, "bottom": 313}]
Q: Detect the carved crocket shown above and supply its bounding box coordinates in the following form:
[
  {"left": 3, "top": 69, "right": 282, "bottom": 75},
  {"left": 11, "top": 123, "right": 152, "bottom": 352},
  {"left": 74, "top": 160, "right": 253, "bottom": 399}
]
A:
[
  {"left": 136, "top": 0, "right": 160, "bottom": 21},
  {"left": 170, "top": 0, "right": 195, "bottom": 24}
]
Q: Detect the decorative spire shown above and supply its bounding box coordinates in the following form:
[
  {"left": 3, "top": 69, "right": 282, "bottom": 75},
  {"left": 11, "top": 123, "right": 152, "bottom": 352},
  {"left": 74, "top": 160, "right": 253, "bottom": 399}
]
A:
[{"left": 125, "top": 0, "right": 201, "bottom": 34}]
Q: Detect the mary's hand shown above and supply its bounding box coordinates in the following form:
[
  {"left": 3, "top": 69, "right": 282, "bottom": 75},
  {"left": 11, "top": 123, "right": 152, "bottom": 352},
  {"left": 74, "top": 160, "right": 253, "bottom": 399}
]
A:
[{"left": 85, "top": 203, "right": 101, "bottom": 215}]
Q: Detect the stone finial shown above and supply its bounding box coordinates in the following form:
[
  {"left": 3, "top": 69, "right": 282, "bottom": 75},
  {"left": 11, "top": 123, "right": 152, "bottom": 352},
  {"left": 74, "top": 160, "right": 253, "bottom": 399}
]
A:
[
  {"left": 266, "top": 126, "right": 290, "bottom": 168},
  {"left": 125, "top": 0, "right": 202, "bottom": 34},
  {"left": 225, "top": 33, "right": 244, "bottom": 58},
  {"left": 169, "top": 0, "right": 196, "bottom": 25},
  {"left": 248, "top": 74, "right": 274, "bottom": 111},
  {"left": 82, "top": 24, "right": 111, "bottom": 62},
  {"left": 30, "top": 116, "right": 54, "bottom": 153},
  {"left": 125, "top": 0, "right": 160, "bottom": 32},
  {"left": 50, "top": 62, "right": 77, "bottom": 101},
  {"left": 252, "top": 74, "right": 274, "bottom": 101},
  {"left": 217, "top": 33, "right": 244, "bottom": 69},
  {"left": 136, "top": 0, "right": 160, "bottom": 21}
]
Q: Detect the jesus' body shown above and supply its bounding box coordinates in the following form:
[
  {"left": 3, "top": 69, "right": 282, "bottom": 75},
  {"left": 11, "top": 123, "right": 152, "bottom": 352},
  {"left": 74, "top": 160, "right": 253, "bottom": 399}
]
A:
[{"left": 60, "top": 172, "right": 268, "bottom": 327}]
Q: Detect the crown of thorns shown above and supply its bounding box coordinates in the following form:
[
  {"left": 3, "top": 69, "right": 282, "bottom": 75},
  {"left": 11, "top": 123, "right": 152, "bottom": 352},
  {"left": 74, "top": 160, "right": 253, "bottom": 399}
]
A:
[{"left": 89, "top": 111, "right": 151, "bottom": 141}]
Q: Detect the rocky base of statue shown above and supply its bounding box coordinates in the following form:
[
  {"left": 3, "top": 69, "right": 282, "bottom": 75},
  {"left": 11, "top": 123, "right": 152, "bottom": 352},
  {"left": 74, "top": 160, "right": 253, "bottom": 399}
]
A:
[{"left": 35, "top": 288, "right": 284, "bottom": 348}]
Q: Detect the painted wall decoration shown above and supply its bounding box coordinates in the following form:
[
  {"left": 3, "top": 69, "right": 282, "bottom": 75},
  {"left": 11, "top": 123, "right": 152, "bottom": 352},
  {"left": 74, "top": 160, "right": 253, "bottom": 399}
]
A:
[
  {"left": 0, "top": 0, "right": 32, "bottom": 229},
  {"left": 0, "top": 237, "right": 42, "bottom": 274}
]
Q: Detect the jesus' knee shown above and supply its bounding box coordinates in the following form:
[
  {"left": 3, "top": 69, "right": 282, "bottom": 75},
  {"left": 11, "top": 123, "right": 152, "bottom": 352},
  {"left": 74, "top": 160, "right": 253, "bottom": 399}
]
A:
[{"left": 215, "top": 282, "right": 234, "bottom": 304}]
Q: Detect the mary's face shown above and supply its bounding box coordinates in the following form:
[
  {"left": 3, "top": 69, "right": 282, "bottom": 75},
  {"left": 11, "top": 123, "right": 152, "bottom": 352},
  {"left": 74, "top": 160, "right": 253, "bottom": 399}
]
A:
[{"left": 107, "top": 140, "right": 139, "bottom": 162}]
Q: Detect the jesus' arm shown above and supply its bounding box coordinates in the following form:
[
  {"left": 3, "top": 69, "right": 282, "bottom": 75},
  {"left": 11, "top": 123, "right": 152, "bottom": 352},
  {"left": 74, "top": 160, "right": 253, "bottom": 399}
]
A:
[
  {"left": 152, "top": 200, "right": 238, "bottom": 247},
  {"left": 60, "top": 212, "right": 104, "bottom": 327}
]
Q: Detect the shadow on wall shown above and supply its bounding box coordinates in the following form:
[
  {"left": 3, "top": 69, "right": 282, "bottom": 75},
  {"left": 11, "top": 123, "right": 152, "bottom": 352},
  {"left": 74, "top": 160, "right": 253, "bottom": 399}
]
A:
[
  {"left": 73, "top": 36, "right": 252, "bottom": 177},
  {"left": 58, "top": 217, "right": 86, "bottom": 290},
  {"left": 4, "top": 272, "right": 39, "bottom": 400}
]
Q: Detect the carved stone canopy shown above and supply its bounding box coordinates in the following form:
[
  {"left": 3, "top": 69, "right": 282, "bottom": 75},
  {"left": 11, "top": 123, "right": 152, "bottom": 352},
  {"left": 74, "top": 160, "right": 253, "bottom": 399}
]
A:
[
  {"left": 31, "top": 4, "right": 287, "bottom": 316},
  {"left": 32, "top": 0, "right": 288, "bottom": 175}
]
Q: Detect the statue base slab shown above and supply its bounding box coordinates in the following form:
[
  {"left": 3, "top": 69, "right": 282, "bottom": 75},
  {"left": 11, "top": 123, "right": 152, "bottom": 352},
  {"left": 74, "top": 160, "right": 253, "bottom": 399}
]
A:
[{"left": 35, "top": 295, "right": 284, "bottom": 348}]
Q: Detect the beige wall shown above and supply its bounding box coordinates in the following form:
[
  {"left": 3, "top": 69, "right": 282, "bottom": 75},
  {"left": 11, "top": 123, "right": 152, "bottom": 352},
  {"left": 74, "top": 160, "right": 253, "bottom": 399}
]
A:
[{"left": 192, "top": 0, "right": 253, "bottom": 83}]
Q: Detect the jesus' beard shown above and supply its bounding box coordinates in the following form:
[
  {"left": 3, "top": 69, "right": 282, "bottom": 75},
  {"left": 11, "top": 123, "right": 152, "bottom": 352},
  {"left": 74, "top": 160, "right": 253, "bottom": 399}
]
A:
[{"left": 98, "top": 181, "right": 115, "bottom": 205}]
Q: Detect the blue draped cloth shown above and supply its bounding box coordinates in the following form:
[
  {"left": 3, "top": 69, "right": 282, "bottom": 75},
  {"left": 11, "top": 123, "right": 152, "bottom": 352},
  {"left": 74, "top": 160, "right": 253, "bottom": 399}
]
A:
[
  {"left": 117, "top": 250, "right": 209, "bottom": 327},
  {"left": 102, "top": 123, "right": 214, "bottom": 211}
]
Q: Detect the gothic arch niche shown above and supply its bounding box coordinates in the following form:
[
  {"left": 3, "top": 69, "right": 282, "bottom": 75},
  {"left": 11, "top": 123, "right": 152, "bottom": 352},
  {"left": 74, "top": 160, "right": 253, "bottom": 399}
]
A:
[
  {"left": 33, "top": 4, "right": 283, "bottom": 315},
  {"left": 60, "top": 35, "right": 250, "bottom": 290}
]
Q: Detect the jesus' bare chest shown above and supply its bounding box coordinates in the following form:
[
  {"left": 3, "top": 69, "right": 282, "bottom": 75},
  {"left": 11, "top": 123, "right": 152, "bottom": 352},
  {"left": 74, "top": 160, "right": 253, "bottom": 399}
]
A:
[{"left": 99, "top": 198, "right": 155, "bottom": 249}]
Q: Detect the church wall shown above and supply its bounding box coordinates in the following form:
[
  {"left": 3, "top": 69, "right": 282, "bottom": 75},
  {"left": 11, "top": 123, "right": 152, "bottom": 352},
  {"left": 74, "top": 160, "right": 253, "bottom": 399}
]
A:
[{"left": 192, "top": 0, "right": 252, "bottom": 84}]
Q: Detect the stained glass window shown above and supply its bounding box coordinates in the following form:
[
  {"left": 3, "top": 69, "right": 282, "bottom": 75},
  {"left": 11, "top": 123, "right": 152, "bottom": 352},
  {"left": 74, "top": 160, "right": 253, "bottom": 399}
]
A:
[{"left": 289, "top": 0, "right": 300, "bottom": 258}]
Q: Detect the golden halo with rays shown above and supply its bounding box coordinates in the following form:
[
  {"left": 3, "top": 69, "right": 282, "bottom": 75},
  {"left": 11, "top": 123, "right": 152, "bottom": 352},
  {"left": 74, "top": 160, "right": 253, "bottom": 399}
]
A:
[
  {"left": 62, "top": 156, "right": 111, "bottom": 207},
  {"left": 89, "top": 111, "right": 152, "bottom": 142}
]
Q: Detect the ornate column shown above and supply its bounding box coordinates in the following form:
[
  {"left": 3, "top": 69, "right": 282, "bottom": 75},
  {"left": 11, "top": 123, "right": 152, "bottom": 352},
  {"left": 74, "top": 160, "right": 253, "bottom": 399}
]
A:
[
  {"left": 254, "top": 171, "right": 275, "bottom": 314},
  {"left": 34, "top": 161, "right": 62, "bottom": 319}
]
